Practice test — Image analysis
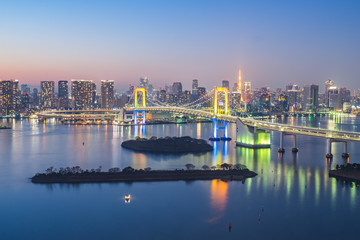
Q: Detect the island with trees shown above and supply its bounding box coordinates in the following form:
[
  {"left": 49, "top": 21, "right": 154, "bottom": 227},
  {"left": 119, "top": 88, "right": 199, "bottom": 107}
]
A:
[
  {"left": 329, "top": 163, "right": 360, "bottom": 184},
  {"left": 31, "top": 163, "right": 257, "bottom": 183},
  {"left": 121, "top": 136, "right": 213, "bottom": 153}
]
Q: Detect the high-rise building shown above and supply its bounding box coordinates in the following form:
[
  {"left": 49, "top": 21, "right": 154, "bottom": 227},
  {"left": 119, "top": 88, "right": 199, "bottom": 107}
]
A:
[
  {"left": 237, "top": 68, "right": 243, "bottom": 101},
  {"left": 310, "top": 84, "right": 319, "bottom": 111},
  {"left": 20, "top": 84, "right": 30, "bottom": 94},
  {"left": 140, "top": 77, "right": 149, "bottom": 91},
  {"left": 58, "top": 80, "right": 69, "bottom": 109},
  {"left": 158, "top": 89, "right": 167, "bottom": 102},
  {"left": 286, "top": 83, "right": 300, "bottom": 91},
  {"left": 325, "top": 79, "right": 335, "bottom": 107},
  {"left": 0, "top": 79, "right": 20, "bottom": 116},
  {"left": 197, "top": 87, "right": 206, "bottom": 96},
  {"left": 32, "top": 88, "right": 39, "bottom": 107},
  {"left": 244, "top": 82, "right": 251, "bottom": 92},
  {"left": 285, "top": 88, "right": 302, "bottom": 110},
  {"left": 172, "top": 82, "right": 182, "bottom": 94},
  {"left": 192, "top": 79, "right": 198, "bottom": 95},
  {"left": 101, "top": 80, "right": 114, "bottom": 109},
  {"left": 328, "top": 87, "right": 341, "bottom": 109},
  {"left": 303, "top": 85, "right": 311, "bottom": 106},
  {"left": 40, "top": 81, "right": 55, "bottom": 109},
  {"left": 244, "top": 82, "right": 251, "bottom": 101},
  {"left": 339, "top": 87, "right": 351, "bottom": 105},
  {"left": 71, "top": 79, "right": 94, "bottom": 110},
  {"left": 222, "top": 80, "right": 230, "bottom": 90}
]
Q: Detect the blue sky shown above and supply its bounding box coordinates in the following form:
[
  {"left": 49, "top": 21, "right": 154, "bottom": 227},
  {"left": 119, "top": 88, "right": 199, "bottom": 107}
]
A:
[{"left": 0, "top": 0, "right": 359, "bottom": 92}]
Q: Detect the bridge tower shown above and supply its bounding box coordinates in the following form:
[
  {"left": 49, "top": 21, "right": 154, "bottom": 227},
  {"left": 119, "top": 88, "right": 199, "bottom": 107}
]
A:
[
  {"left": 210, "top": 87, "right": 230, "bottom": 140},
  {"left": 134, "top": 87, "right": 146, "bottom": 108},
  {"left": 134, "top": 87, "right": 146, "bottom": 124},
  {"left": 214, "top": 87, "right": 229, "bottom": 116}
]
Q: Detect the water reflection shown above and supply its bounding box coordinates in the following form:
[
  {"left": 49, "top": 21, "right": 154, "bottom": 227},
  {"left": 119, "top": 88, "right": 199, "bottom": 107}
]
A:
[
  {"left": 1, "top": 117, "right": 360, "bottom": 240},
  {"left": 208, "top": 179, "right": 228, "bottom": 223}
]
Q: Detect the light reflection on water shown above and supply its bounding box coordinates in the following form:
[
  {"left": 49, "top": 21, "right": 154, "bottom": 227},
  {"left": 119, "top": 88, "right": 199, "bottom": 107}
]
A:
[{"left": 0, "top": 117, "right": 360, "bottom": 239}]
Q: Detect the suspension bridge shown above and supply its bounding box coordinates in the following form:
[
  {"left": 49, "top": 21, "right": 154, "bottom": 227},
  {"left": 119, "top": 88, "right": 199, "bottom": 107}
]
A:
[{"left": 37, "top": 87, "right": 360, "bottom": 158}]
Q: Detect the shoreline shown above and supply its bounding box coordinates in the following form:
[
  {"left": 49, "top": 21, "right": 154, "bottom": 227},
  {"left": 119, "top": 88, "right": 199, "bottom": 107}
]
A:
[
  {"left": 31, "top": 169, "right": 257, "bottom": 184},
  {"left": 329, "top": 169, "right": 360, "bottom": 184},
  {"left": 121, "top": 136, "right": 213, "bottom": 153}
]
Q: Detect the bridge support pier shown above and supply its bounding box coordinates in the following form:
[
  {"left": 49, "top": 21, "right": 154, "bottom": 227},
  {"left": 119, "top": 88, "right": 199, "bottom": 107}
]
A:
[
  {"left": 235, "top": 119, "right": 271, "bottom": 148},
  {"left": 326, "top": 138, "right": 350, "bottom": 159},
  {"left": 278, "top": 132, "right": 285, "bottom": 153},
  {"left": 292, "top": 135, "right": 299, "bottom": 153},
  {"left": 326, "top": 139, "right": 333, "bottom": 159},
  {"left": 342, "top": 141, "right": 349, "bottom": 158}
]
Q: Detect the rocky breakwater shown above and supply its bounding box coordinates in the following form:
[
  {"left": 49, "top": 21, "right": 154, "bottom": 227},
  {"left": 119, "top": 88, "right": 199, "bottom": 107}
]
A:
[
  {"left": 31, "top": 166, "right": 257, "bottom": 183},
  {"left": 121, "top": 136, "right": 213, "bottom": 153}
]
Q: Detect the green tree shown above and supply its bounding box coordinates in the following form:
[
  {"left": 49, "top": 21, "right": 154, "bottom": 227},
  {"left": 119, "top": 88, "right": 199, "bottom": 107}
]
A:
[{"left": 185, "top": 163, "right": 195, "bottom": 170}]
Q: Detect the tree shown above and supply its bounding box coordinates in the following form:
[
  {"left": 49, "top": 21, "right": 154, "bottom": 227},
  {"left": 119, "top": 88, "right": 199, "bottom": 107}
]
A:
[
  {"left": 144, "top": 167, "right": 152, "bottom": 172},
  {"left": 185, "top": 163, "right": 195, "bottom": 170},
  {"left": 233, "top": 164, "right": 247, "bottom": 170},
  {"left": 220, "top": 163, "right": 232, "bottom": 170},
  {"left": 109, "top": 167, "right": 120, "bottom": 173},
  {"left": 45, "top": 166, "right": 54, "bottom": 175},
  {"left": 123, "top": 166, "right": 135, "bottom": 172},
  {"left": 210, "top": 166, "right": 217, "bottom": 170},
  {"left": 201, "top": 165, "right": 210, "bottom": 170}
]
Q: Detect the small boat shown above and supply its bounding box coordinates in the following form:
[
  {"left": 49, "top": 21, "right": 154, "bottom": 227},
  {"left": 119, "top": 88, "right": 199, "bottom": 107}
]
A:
[
  {"left": 125, "top": 194, "right": 131, "bottom": 203},
  {"left": 209, "top": 137, "right": 221, "bottom": 141},
  {"left": 220, "top": 137, "right": 232, "bottom": 141}
]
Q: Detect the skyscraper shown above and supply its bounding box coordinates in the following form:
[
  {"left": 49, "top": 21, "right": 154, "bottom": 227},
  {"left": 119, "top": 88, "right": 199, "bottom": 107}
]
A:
[
  {"left": 244, "top": 82, "right": 251, "bottom": 92},
  {"left": 140, "top": 77, "right": 149, "bottom": 91},
  {"left": 40, "top": 81, "right": 55, "bottom": 109},
  {"left": 20, "top": 84, "right": 30, "bottom": 94},
  {"left": 222, "top": 80, "right": 230, "bottom": 90},
  {"left": 101, "top": 80, "right": 114, "bottom": 109},
  {"left": 310, "top": 84, "right": 319, "bottom": 111},
  {"left": 328, "top": 86, "right": 341, "bottom": 109},
  {"left": 192, "top": 79, "right": 198, "bottom": 95},
  {"left": 325, "top": 79, "right": 334, "bottom": 107},
  {"left": 32, "top": 88, "right": 39, "bottom": 107},
  {"left": 237, "top": 68, "right": 243, "bottom": 101},
  {"left": 172, "top": 82, "right": 182, "bottom": 94},
  {"left": 71, "top": 79, "right": 94, "bottom": 110},
  {"left": 244, "top": 82, "right": 251, "bottom": 101},
  {"left": 0, "top": 79, "right": 20, "bottom": 116},
  {"left": 58, "top": 80, "right": 69, "bottom": 109}
]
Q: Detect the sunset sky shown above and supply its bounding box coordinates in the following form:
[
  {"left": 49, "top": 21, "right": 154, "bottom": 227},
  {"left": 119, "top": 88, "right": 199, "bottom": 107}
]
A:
[{"left": 1, "top": 0, "right": 359, "bottom": 91}]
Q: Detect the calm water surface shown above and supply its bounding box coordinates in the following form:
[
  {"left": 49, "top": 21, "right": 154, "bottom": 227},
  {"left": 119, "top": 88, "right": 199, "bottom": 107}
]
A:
[{"left": 0, "top": 116, "right": 359, "bottom": 240}]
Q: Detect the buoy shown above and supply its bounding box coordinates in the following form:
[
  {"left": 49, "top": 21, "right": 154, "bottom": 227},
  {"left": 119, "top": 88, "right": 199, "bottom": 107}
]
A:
[
  {"left": 83, "top": 142, "right": 84, "bottom": 146},
  {"left": 228, "top": 223, "right": 232, "bottom": 232}
]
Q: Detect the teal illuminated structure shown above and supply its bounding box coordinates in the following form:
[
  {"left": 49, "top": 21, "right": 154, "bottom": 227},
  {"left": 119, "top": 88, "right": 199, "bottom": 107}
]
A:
[{"left": 236, "top": 119, "right": 271, "bottom": 148}]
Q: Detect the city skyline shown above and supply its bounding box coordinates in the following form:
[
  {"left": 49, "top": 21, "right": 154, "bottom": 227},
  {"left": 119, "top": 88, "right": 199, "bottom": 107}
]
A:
[{"left": 1, "top": 1, "right": 360, "bottom": 90}]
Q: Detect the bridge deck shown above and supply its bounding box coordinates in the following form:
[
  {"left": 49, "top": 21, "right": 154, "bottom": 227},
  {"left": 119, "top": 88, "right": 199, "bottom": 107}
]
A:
[{"left": 37, "top": 107, "right": 360, "bottom": 142}]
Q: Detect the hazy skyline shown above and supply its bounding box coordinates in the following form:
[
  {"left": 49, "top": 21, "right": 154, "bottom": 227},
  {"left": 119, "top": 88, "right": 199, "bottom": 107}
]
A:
[{"left": 1, "top": 0, "right": 359, "bottom": 91}]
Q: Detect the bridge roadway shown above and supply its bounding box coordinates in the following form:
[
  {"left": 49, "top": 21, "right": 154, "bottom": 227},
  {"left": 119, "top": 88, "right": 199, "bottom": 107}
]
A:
[{"left": 37, "top": 107, "right": 360, "bottom": 143}]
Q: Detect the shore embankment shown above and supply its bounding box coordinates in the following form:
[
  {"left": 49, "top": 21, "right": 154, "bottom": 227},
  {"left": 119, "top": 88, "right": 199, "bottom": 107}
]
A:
[
  {"left": 32, "top": 169, "right": 257, "bottom": 183},
  {"left": 329, "top": 164, "right": 360, "bottom": 183}
]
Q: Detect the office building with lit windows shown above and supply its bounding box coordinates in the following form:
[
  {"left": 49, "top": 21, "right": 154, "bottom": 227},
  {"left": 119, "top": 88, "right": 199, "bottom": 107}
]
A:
[
  {"left": 101, "top": 80, "right": 114, "bottom": 109},
  {"left": 71, "top": 79, "right": 95, "bottom": 110},
  {"left": 0, "top": 79, "right": 20, "bottom": 116},
  {"left": 40, "top": 81, "right": 55, "bottom": 109}
]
